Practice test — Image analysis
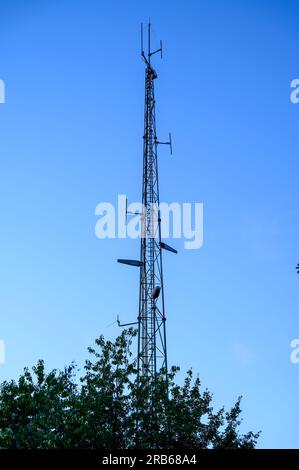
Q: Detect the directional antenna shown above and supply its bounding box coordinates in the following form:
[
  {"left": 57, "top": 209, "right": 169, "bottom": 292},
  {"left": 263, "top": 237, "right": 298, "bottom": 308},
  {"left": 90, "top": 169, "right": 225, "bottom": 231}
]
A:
[
  {"left": 117, "top": 259, "right": 143, "bottom": 267},
  {"left": 117, "top": 315, "right": 138, "bottom": 327},
  {"left": 151, "top": 286, "right": 161, "bottom": 299},
  {"left": 160, "top": 242, "right": 178, "bottom": 254}
]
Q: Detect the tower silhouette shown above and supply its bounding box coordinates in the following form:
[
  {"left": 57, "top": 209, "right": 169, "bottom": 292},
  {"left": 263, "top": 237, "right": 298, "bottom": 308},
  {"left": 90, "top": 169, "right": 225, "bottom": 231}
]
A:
[{"left": 118, "top": 22, "right": 176, "bottom": 384}]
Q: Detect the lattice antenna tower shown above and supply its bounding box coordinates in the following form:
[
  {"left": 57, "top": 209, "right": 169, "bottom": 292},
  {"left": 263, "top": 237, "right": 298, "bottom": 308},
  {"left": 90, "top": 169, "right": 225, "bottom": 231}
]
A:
[{"left": 117, "top": 21, "right": 176, "bottom": 384}]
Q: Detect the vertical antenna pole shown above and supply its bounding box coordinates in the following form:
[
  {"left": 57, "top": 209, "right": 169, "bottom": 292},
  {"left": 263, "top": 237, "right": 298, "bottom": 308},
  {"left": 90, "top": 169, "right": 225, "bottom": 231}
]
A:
[
  {"left": 141, "top": 23, "right": 144, "bottom": 56},
  {"left": 148, "top": 20, "right": 151, "bottom": 63}
]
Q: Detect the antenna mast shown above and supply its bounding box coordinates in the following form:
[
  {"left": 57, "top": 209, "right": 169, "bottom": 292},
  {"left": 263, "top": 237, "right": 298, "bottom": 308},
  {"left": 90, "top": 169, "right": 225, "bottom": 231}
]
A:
[{"left": 118, "top": 22, "right": 175, "bottom": 385}]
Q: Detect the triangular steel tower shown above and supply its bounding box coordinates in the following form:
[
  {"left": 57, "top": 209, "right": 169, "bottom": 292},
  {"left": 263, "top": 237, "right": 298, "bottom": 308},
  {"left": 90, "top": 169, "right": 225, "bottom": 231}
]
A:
[{"left": 118, "top": 22, "right": 176, "bottom": 385}]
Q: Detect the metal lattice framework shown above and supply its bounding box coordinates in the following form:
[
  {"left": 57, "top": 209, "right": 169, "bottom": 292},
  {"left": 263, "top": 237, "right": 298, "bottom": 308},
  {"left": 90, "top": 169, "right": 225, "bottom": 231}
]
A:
[
  {"left": 138, "top": 58, "right": 166, "bottom": 381},
  {"left": 117, "top": 22, "right": 175, "bottom": 385}
]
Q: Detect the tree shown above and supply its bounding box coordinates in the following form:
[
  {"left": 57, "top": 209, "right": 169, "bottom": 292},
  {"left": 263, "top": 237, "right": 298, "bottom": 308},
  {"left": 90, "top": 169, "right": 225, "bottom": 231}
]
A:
[{"left": 0, "top": 329, "right": 260, "bottom": 448}]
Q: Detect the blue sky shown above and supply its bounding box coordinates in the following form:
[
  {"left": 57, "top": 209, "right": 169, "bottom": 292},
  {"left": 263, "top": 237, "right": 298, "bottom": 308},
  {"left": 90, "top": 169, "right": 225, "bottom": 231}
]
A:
[{"left": 1, "top": 0, "right": 299, "bottom": 448}]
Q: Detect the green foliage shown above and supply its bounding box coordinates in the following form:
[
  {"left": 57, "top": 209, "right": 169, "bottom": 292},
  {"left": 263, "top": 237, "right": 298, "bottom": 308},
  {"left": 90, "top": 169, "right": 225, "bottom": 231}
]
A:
[{"left": 0, "top": 329, "right": 260, "bottom": 449}]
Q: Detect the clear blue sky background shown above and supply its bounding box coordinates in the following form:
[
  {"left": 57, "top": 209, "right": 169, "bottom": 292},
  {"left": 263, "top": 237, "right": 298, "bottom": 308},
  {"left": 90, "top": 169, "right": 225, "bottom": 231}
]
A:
[{"left": 0, "top": 0, "right": 299, "bottom": 448}]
